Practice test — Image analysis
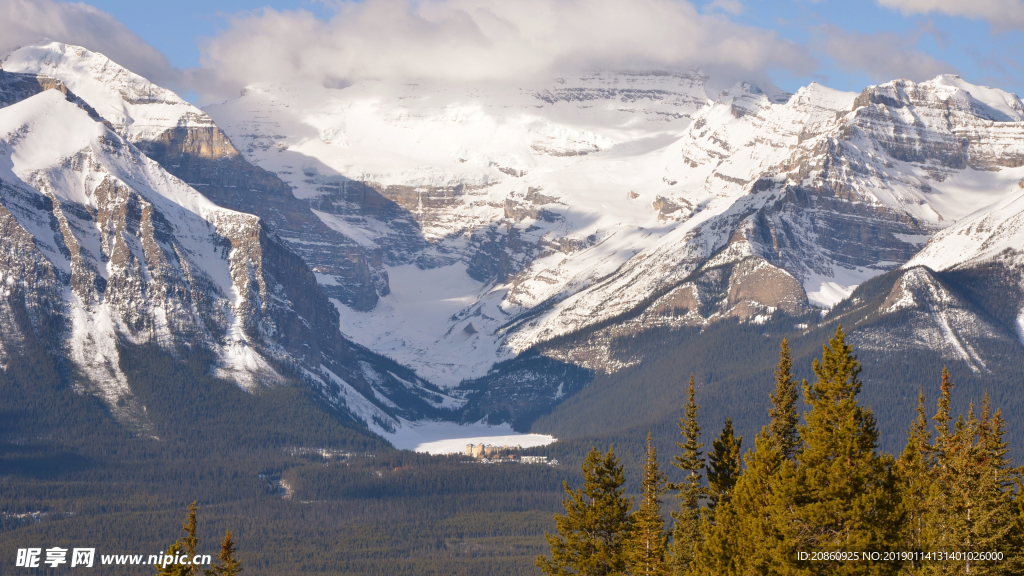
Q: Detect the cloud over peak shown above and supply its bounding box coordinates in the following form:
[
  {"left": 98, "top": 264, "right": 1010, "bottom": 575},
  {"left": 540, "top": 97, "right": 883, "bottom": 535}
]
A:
[
  {"left": 878, "top": 0, "right": 1024, "bottom": 33},
  {"left": 0, "top": 0, "right": 180, "bottom": 91},
  {"left": 197, "top": 0, "right": 814, "bottom": 100}
]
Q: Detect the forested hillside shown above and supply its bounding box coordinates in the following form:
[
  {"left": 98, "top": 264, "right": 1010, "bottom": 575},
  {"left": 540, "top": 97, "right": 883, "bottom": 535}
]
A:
[{"left": 537, "top": 328, "right": 1024, "bottom": 576}]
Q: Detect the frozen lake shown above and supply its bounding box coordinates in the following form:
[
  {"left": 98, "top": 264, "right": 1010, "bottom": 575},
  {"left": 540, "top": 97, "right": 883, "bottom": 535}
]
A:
[{"left": 385, "top": 420, "right": 556, "bottom": 455}]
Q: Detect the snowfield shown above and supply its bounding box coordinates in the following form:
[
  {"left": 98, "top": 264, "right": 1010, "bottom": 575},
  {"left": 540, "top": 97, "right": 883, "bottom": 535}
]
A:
[{"left": 384, "top": 420, "right": 556, "bottom": 455}]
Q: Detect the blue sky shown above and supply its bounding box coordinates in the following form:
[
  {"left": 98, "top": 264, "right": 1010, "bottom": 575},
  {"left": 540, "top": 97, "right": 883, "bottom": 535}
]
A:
[
  {"left": 6, "top": 0, "right": 1024, "bottom": 101},
  {"left": 728, "top": 1, "right": 1024, "bottom": 94},
  {"left": 81, "top": 0, "right": 331, "bottom": 69}
]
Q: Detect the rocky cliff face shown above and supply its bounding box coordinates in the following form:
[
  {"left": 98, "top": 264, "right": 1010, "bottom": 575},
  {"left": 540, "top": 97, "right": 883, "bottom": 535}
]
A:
[
  {"left": 0, "top": 79, "right": 457, "bottom": 437},
  {"left": 2, "top": 42, "right": 389, "bottom": 313}
]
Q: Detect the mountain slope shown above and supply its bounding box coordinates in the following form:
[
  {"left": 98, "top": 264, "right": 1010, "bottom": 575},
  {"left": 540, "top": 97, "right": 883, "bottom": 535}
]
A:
[
  {"left": 203, "top": 71, "right": 1024, "bottom": 395},
  {"left": 5, "top": 40, "right": 1024, "bottom": 444},
  {"left": 1, "top": 42, "right": 389, "bottom": 312},
  {"left": 0, "top": 81, "right": 456, "bottom": 439}
]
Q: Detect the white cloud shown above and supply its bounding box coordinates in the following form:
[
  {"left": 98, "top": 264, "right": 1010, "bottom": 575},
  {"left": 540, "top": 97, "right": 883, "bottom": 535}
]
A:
[
  {"left": 704, "top": 0, "right": 744, "bottom": 15},
  {"left": 815, "top": 25, "right": 956, "bottom": 83},
  {"left": 878, "top": 0, "right": 1024, "bottom": 32},
  {"left": 0, "top": 0, "right": 181, "bottom": 90},
  {"left": 196, "top": 0, "right": 813, "bottom": 101}
]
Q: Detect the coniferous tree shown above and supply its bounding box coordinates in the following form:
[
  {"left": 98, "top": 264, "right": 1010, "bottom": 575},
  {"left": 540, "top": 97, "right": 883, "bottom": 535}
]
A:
[
  {"left": 157, "top": 503, "right": 244, "bottom": 576},
  {"left": 897, "top": 389, "right": 930, "bottom": 574},
  {"left": 693, "top": 341, "right": 800, "bottom": 576},
  {"left": 205, "top": 530, "right": 242, "bottom": 576},
  {"left": 691, "top": 340, "right": 1024, "bottom": 576},
  {"left": 706, "top": 418, "right": 742, "bottom": 514},
  {"left": 667, "top": 375, "right": 705, "bottom": 576},
  {"left": 690, "top": 428, "right": 785, "bottom": 576},
  {"left": 183, "top": 502, "right": 199, "bottom": 576},
  {"left": 158, "top": 504, "right": 200, "bottom": 576},
  {"left": 923, "top": 390, "right": 1021, "bottom": 576},
  {"left": 923, "top": 367, "right": 955, "bottom": 562},
  {"left": 537, "top": 446, "right": 633, "bottom": 576},
  {"left": 155, "top": 541, "right": 189, "bottom": 576},
  {"left": 626, "top": 432, "right": 669, "bottom": 576},
  {"left": 776, "top": 326, "right": 903, "bottom": 576},
  {"left": 974, "top": 399, "right": 1024, "bottom": 575},
  {"left": 768, "top": 338, "right": 800, "bottom": 460}
]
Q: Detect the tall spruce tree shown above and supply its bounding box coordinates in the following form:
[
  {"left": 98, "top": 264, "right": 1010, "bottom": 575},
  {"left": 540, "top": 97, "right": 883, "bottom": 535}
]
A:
[
  {"left": 690, "top": 428, "right": 786, "bottom": 576},
  {"left": 897, "top": 389, "right": 931, "bottom": 574},
  {"left": 768, "top": 338, "right": 800, "bottom": 460},
  {"left": 183, "top": 502, "right": 199, "bottom": 576},
  {"left": 923, "top": 391, "right": 1022, "bottom": 576},
  {"left": 692, "top": 340, "right": 799, "bottom": 576},
  {"left": 776, "top": 326, "right": 903, "bottom": 576},
  {"left": 537, "top": 446, "right": 633, "bottom": 576},
  {"left": 923, "top": 367, "right": 954, "bottom": 562},
  {"left": 974, "top": 399, "right": 1024, "bottom": 575},
  {"left": 158, "top": 503, "right": 200, "bottom": 576},
  {"left": 626, "top": 432, "right": 669, "bottom": 576},
  {"left": 155, "top": 541, "right": 189, "bottom": 576},
  {"left": 205, "top": 530, "right": 242, "bottom": 576},
  {"left": 667, "top": 375, "right": 705, "bottom": 576},
  {"left": 706, "top": 418, "right": 742, "bottom": 514}
]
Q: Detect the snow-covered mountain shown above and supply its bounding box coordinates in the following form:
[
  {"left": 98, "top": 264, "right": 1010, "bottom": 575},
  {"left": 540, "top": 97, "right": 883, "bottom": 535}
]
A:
[
  {"left": 907, "top": 185, "right": 1024, "bottom": 274},
  {"left": 203, "top": 66, "right": 1024, "bottom": 389},
  {"left": 855, "top": 182, "right": 1024, "bottom": 371},
  {"left": 0, "top": 44, "right": 462, "bottom": 438},
  {"left": 2, "top": 42, "right": 390, "bottom": 314},
  {"left": 4, "top": 40, "right": 1024, "bottom": 438}
]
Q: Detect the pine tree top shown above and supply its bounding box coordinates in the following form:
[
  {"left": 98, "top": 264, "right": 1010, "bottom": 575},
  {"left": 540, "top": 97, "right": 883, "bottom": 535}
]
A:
[
  {"left": 627, "top": 433, "right": 669, "bottom": 576},
  {"left": 538, "top": 446, "right": 633, "bottom": 576},
  {"left": 639, "top": 431, "right": 667, "bottom": 512},
  {"left": 899, "top": 388, "right": 930, "bottom": 469},
  {"left": 672, "top": 375, "right": 704, "bottom": 476},
  {"left": 768, "top": 338, "right": 800, "bottom": 460},
  {"left": 798, "top": 325, "right": 879, "bottom": 462},
  {"left": 208, "top": 530, "right": 243, "bottom": 576},
  {"left": 933, "top": 366, "right": 953, "bottom": 443},
  {"left": 183, "top": 501, "right": 198, "bottom": 572},
  {"left": 707, "top": 418, "right": 742, "bottom": 510}
]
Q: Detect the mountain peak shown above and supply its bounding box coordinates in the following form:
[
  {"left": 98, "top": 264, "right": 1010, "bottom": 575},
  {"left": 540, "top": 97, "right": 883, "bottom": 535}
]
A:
[
  {"left": 0, "top": 89, "right": 106, "bottom": 190},
  {"left": 922, "top": 73, "right": 1024, "bottom": 120},
  {"left": 2, "top": 41, "right": 181, "bottom": 104},
  {"left": 1, "top": 41, "right": 214, "bottom": 141},
  {"left": 857, "top": 74, "right": 1024, "bottom": 122}
]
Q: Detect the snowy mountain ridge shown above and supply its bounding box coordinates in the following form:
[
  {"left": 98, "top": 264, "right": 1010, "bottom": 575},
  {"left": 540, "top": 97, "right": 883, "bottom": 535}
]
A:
[
  {"left": 0, "top": 52, "right": 463, "bottom": 439},
  {"left": 907, "top": 185, "right": 1024, "bottom": 272},
  {"left": 2, "top": 42, "right": 218, "bottom": 143},
  {"left": 202, "top": 64, "right": 1024, "bottom": 386},
  {"left": 3, "top": 40, "right": 1024, "bottom": 438}
]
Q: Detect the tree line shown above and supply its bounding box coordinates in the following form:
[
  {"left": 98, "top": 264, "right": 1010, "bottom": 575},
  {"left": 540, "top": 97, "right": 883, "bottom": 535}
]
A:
[{"left": 536, "top": 326, "right": 1024, "bottom": 575}]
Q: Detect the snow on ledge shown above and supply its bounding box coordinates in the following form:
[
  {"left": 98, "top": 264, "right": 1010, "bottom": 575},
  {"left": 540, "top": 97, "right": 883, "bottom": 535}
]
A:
[{"left": 803, "top": 266, "right": 887, "bottom": 309}]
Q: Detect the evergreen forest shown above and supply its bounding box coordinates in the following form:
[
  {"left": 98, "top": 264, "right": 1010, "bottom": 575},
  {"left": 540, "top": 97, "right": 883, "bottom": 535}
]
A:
[{"left": 536, "top": 327, "right": 1024, "bottom": 576}]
